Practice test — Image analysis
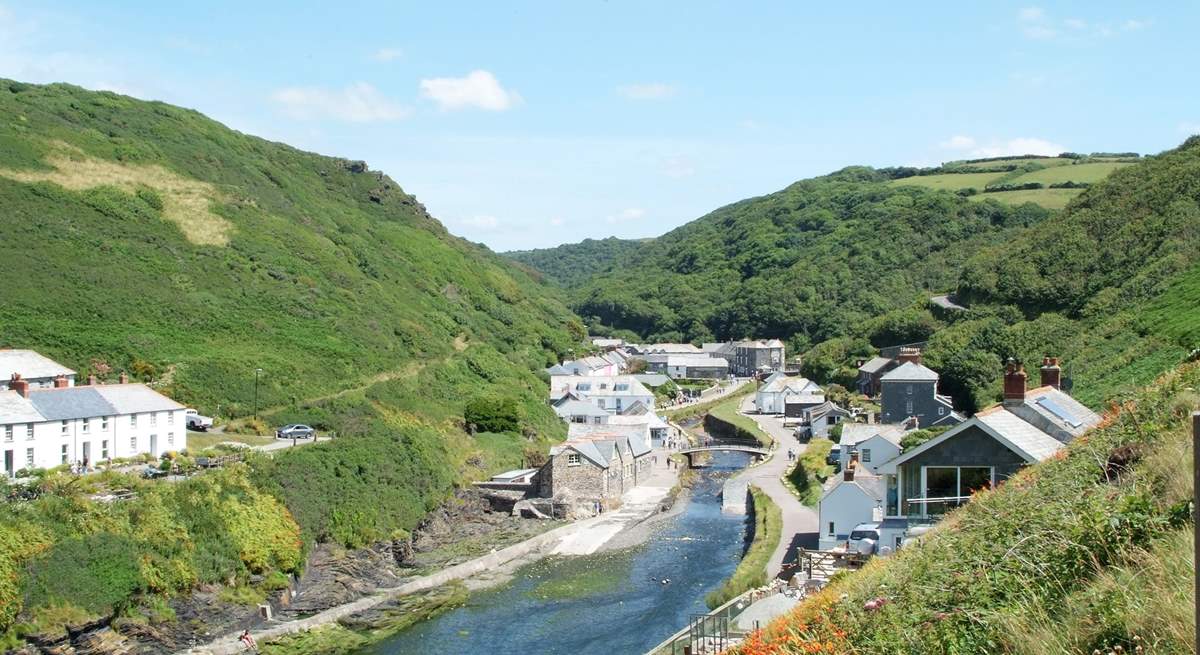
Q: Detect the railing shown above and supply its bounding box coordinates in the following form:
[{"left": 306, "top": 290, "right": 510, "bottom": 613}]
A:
[{"left": 646, "top": 587, "right": 789, "bottom": 655}]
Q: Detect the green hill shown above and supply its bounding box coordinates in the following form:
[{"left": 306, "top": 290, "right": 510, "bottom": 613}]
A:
[
  {"left": 0, "top": 80, "right": 583, "bottom": 638},
  {"left": 507, "top": 236, "right": 647, "bottom": 288}
]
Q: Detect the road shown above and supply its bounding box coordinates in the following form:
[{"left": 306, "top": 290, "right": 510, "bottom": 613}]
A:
[{"left": 728, "top": 394, "right": 818, "bottom": 578}]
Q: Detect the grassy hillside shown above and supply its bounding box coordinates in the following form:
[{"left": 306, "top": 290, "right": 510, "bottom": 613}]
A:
[
  {"left": 733, "top": 361, "right": 1197, "bottom": 655},
  {"left": 0, "top": 80, "right": 584, "bottom": 639},
  {"left": 507, "top": 236, "right": 647, "bottom": 288},
  {"left": 890, "top": 156, "right": 1134, "bottom": 209}
]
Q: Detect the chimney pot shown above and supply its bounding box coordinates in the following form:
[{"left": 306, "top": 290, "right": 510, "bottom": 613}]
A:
[
  {"left": 1039, "top": 356, "right": 1062, "bottom": 390},
  {"left": 10, "top": 374, "right": 30, "bottom": 399},
  {"left": 1003, "top": 359, "right": 1027, "bottom": 405},
  {"left": 53, "top": 375, "right": 69, "bottom": 389},
  {"left": 897, "top": 347, "right": 922, "bottom": 366}
]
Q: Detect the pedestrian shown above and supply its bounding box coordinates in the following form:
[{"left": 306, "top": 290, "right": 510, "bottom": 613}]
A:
[{"left": 239, "top": 630, "right": 257, "bottom": 653}]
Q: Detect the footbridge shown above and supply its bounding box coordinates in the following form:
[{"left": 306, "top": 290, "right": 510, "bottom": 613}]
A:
[{"left": 678, "top": 444, "right": 771, "bottom": 467}]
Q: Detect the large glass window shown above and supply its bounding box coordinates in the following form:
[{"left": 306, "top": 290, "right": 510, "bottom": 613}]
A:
[
  {"left": 919, "top": 466, "right": 993, "bottom": 516},
  {"left": 960, "top": 467, "right": 992, "bottom": 494}
]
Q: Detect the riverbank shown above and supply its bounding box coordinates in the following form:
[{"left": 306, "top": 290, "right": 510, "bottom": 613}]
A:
[
  {"left": 182, "top": 449, "right": 683, "bottom": 655},
  {"left": 705, "top": 486, "right": 782, "bottom": 608}
]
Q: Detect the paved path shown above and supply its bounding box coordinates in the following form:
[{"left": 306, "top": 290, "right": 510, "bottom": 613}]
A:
[
  {"left": 728, "top": 395, "right": 818, "bottom": 578},
  {"left": 662, "top": 378, "right": 750, "bottom": 412}
]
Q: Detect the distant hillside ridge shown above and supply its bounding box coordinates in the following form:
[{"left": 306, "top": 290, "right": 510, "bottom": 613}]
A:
[{"left": 506, "top": 236, "right": 648, "bottom": 288}]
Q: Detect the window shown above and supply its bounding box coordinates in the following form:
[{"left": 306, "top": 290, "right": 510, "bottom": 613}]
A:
[
  {"left": 101, "top": 416, "right": 109, "bottom": 431},
  {"left": 614, "top": 383, "right": 629, "bottom": 391},
  {"left": 61, "top": 420, "right": 69, "bottom": 435},
  {"left": 131, "top": 414, "right": 138, "bottom": 427},
  {"left": 82, "top": 418, "right": 90, "bottom": 433},
  {"left": 150, "top": 413, "right": 157, "bottom": 427},
  {"left": 26, "top": 448, "right": 34, "bottom": 467},
  {"left": 3, "top": 426, "right": 10, "bottom": 442},
  {"left": 130, "top": 436, "right": 137, "bottom": 451},
  {"left": 61, "top": 444, "right": 68, "bottom": 464},
  {"left": 101, "top": 440, "right": 109, "bottom": 459},
  {"left": 920, "top": 466, "right": 993, "bottom": 516},
  {"left": 567, "top": 453, "right": 581, "bottom": 466},
  {"left": 862, "top": 448, "right": 872, "bottom": 463},
  {"left": 905, "top": 400, "right": 913, "bottom": 415},
  {"left": 906, "top": 384, "right": 913, "bottom": 395},
  {"left": 25, "top": 425, "right": 32, "bottom": 440},
  {"left": 167, "top": 412, "right": 174, "bottom": 425},
  {"left": 576, "top": 383, "right": 591, "bottom": 391},
  {"left": 572, "top": 416, "right": 586, "bottom": 424},
  {"left": 615, "top": 399, "right": 623, "bottom": 410},
  {"left": 827, "top": 521, "right": 835, "bottom": 536},
  {"left": 938, "top": 407, "right": 945, "bottom": 416},
  {"left": 597, "top": 399, "right": 606, "bottom": 409},
  {"left": 599, "top": 383, "right": 608, "bottom": 390},
  {"left": 167, "top": 432, "right": 174, "bottom": 446}
]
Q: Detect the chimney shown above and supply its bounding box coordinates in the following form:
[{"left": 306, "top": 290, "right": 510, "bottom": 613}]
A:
[
  {"left": 897, "top": 347, "right": 922, "bottom": 366},
  {"left": 1003, "top": 359, "right": 1027, "bottom": 405},
  {"left": 843, "top": 456, "right": 857, "bottom": 481},
  {"left": 86, "top": 374, "right": 98, "bottom": 386},
  {"left": 53, "top": 375, "right": 69, "bottom": 389},
  {"left": 1039, "top": 356, "right": 1061, "bottom": 390},
  {"left": 118, "top": 371, "right": 129, "bottom": 384},
  {"left": 10, "top": 374, "right": 30, "bottom": 399}
]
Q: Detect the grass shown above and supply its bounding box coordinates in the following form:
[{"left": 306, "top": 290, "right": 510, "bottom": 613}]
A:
[
  {"left": 706, "top": 486, "right": 782, "bottom": 609},
  {"left": 1009, "top": 161, "right": 1133, "bottom": 186},
  {"left": 706, "top": 392, "right": 773, "bottom": 447},
  {"left": 955, "top": 157, "right": 1073, "bottom": 170},
  {"left": 969, "top": 186, "right": 1083, "bottom": 209},
  {"left": 662, "top": 380, "right": 754, "bottom": 422},
  {"left": 786, "top": 439, "right": 833, "bottom": 505},
  {"left": 889, "top": 171, "right": 1006, "bottom": 191},
  {"left": 184, "top": 431, "right": 275, "bottom": 450},
  {"left": 732, "top": 361, "right": 1200, "bottom": 655}
]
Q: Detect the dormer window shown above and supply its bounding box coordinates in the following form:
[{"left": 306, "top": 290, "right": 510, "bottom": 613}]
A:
[{"left": 567, "top": 453, "right": 581, "bottom": 466}]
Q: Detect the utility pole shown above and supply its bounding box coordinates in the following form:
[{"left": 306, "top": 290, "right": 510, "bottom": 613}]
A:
[{"left": 253, "top": 368, "right": 263, "bottom": 422}]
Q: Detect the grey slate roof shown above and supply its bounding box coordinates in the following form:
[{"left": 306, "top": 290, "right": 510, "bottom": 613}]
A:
[
  {"left": 975, "top": 408, "right": 1067, "bottom": 462},
  {"left": 28, "top": 387, "right": 116, "bottom": 420},
  {"left": 840, "top": 423, "right": 905, "bottom": 448},
  {"left": 0, "top": 350, "right": 75, "bottom": 380},
  {"left": 94, "top": 384, "right": 183, "bottom": 414},
  {"left": 0, "top": 390, "right": 45, "bottom": 423},
  {"left": 552, "top": 398, "right": 608, "bottom": 419},
  {"left": 633, "top": 373, "right": 669, "bottom": 387},
  {"left": 880, "top": 361, "right": 940, "bottom": 382},
  {"left": 858, "top": 356, "right": 894, "bottom": 374}
]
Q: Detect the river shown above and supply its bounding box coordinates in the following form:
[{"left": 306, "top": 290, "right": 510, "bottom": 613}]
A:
[{"left": 364, "top": 451, "right": 753, "bottom": 655}]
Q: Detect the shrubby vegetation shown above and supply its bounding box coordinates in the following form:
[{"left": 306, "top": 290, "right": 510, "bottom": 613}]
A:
[
  {"left": 705, "top": 486, "right": 781, "bottom": 609},
  {"left": 507, "top": 237, "right": 647, "bottom": 288}
]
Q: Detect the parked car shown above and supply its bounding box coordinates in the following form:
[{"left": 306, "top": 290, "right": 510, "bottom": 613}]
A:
[
  {"left": 848, "top": 522, "right": 881, "bottom": 556},
  {"left": 185, "top": 409, "right": 213, "bottom": 431},
  {"left": 793, "top": 426, "right": 812, "bottom": 444},
  {"left": 276, "top": 424, "right": 315, "bottom": 440}
]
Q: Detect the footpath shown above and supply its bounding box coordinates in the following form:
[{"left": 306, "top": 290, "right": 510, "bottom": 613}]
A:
[
  {"left": 181, "top": 448, "right": 681, "bottom": 655},
  {"left": 725, "top": 395, "right": 818, "bottom": 578}
]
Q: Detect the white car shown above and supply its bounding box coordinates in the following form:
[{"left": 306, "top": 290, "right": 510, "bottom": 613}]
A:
[
  {"left": 185, "top": 409, "right": 214, "bottom": 431},
  {"left": 848, "top": 522, "right": 880, "bottom": 556}
]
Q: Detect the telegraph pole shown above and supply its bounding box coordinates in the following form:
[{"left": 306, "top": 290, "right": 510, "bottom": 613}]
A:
[{"left": 254, "top": 368, "right": 263, "bottom": 421}]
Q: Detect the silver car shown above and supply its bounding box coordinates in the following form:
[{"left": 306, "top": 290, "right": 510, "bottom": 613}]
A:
[{"left": 276, "top": 424, "right": 315, "bottom": 439}]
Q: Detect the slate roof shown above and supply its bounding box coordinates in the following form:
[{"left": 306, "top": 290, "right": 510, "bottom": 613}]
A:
[
  {"left": 0, "top": 390, "right": 45, "bottom": 423},
  {"left": 1020, "top": 386, "right": 1101, "bottom": 438},
  {"left": 975, "top": 408, "right": 1067, "bottom": 462},
  {"left": 857, "top": 356, "right": 894, "bottom": 374},
  {"left": 552, "top": 398, "right": 609, "bottom": 418},
  {"left": 667, "top": 355, "right": 728, "bottom": 368},
  {"left": 0, "top": 350, "right": 75, "bottom": 380},
  {"left": 93, "top": 384, "right": 184, "bottom": 414},
  {"left": 554, "top": 424, "right": 652, "bottom": 467},
  {"left": 880, "top": 361, "right": 940, "bottom": 382},
  {"left": 759, "top": 375, "right": 819, "bottom": 395},
  {"left": 840, "top": 423, "right": 905, "bottom": 448},
  {"left": 28, "top": 387, "right": 116, "bottom": 420},
  {"left": 608, "top": 412, "right": 669, "bottom": 430},
  {"left": 633, "top": 373, "right": 669, "bottom": 387}
]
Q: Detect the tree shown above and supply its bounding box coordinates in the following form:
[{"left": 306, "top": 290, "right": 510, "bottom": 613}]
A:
[{"left": 464, "top": 396, "right": 522, "bottom": 434}]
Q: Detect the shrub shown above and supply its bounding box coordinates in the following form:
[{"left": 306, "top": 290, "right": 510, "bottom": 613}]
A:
[
  {"left": 23, "top": 533, "right": 143, "bottom": 617},
  {"left": 463, "top": 396, "right": 521, "bottom": 434}
]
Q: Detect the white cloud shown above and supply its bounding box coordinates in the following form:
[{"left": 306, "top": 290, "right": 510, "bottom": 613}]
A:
[
  {"left": 1064, "top": 18, "right": 1087, "bottom": 30},
  {"left": 371, "top": 47, "right": 403, "bottom": 62},
  {"left": 1018, "top": 7, "right": 1044, "bottom": 21},
  {"left": 939, "top": 135, "right": 976, "bottom": 150},
  {"left": 419, "top": 70, "right": 521, "bottom": 111},
  {"left": 549, "top": 217, "right": 565, "bottom": 226},
  {"left": 661, "top": 155, "right": 696, "bottom": 178},
  {"left": 1022, "top": 24, "right": 1058, "bottom": 39},
  {"left": 1122, "top": 19, "right": 1151, "bottom": 31},
  {"left": 461, "top": 215, "right": 500, "bottom": 230},
  {"left": 271, "top": 82, "right": 410, "bottom": 122},
  {"left": 606, "top": 208, "right": 646, "bottom": 224},
  {"left": 970, "top": 137, "right": 1065, "bottom": 158},
  {"left": 1179, "top": 121, "right": 1200, "bottom": 135},
  {"left": 617, "top": 83, "right": 677, "bottom": 100}
]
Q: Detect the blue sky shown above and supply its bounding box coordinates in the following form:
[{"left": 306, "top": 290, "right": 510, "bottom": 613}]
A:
[{"left": 1, "top": 2, "right": 1197, "bottom": 250}]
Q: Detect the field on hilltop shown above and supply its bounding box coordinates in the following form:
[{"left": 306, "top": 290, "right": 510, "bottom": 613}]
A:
[{"left": 889, "top": 156, "right": 1135, "bottom": 209}]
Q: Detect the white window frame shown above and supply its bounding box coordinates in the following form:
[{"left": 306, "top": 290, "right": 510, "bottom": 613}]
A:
[
  {"left": 130, "top": 435, "right": 137, "bottom": 451},
  {"left": 82, "top": 418, "right": 90, "bottom": 434},
  {"left": 3, "top": 425, "right": 11, "bottom": 442},
  {"left": 101, "top": 440, "right": 109, "bottom": 460},
  {"left": 102, "top": 416, "right": 109, "bottom": 431},
  {"left": 862, "top": 448, "right": 871, "bottom": 463},
  {"left": 26, "top": 448, "right": 34, "bottom": 467},
  {"left": 150, "top": 413, "right": 157, "bottom": 427},
  {"left": 131, "top": 414, "right": 138, "bottom": 427},
  {"left": 60, "top": 444, "right": 68, "bottom": 464},
  {"left": 905, "top": 400, "right": 913, "bottom": 415},
  {"left": 827, "top": 521, "right": 835, "bottom": 536},
  {"left": 25, "top": 425, "right": 33, "bottom": 440},
  {"left": 167, "top": 432, "right": 174, "bottom": 446},
  {"left": 167, "top": 412, "right": 174, "bottom": 425},
  {"left": 917, "top": 465, "right": 995, "bottom": 517},
  {"left": 567, "top": 453, "right": 580, "bottom": 466},
  {"left": 61, "top": 420, "right": 69, "bottom": 435}
]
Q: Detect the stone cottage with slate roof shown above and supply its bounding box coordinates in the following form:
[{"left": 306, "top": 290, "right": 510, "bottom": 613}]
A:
[
  {"left": 538, "top": 424, "right": 653, "bottom": 508},
  {"left": 878, "top": 349, "right": 963, "bottom": 428}
]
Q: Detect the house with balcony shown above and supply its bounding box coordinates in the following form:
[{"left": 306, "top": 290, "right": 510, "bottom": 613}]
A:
[
  {"left": 878, "top": 350, "right": 963, "bottom": 428},
  {"left": 872, "top": 358, "right": 1099, "bottom": 550}
]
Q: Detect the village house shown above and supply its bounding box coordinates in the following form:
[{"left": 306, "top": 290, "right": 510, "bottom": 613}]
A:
[
  {"left": 552, "top": 397, "right": 611, "bottom": 425},
  {"left": 755, "top": 373, "right": 823, "bottom": 414},
  {"left": 855, "top": 356, "right": 896, "bottom": 397},
  {"left": 589, "top": 337, "right": 625, "bottom": 351},
  {"left": 878, "top": 349, "right": 963, "bottom": 428},
  {"left": 2, "top": 371, "right": 186, "bottom": 476},
  {"left": 818, "top": 457, "right": 884, "bottom": 551},
  {"left": 538, "top": 424, "right": 653, "bottom": 508},
  {"left": 0, "top": 350, "right": 77, "bottom": 391},
  {"left": 548, "top": 375, "right": 656, "bottom": 414},
  {"left": 662, "top": 354, "right": 729, "bottom": 379},
  {"left": 704, "top": 340, "right": 786, "bottom": 377},
  {"left": 794, "top": 401, "right": 853, "bottom": 439},
  {"left": 545, "top": 354, "right": 620, "bottom": 377},
  {"left": 872, "top": 357, "right": 1099, "bottom": 549},
  {"left": 834, "top": 423, "right": 905, "bottom": 472}
]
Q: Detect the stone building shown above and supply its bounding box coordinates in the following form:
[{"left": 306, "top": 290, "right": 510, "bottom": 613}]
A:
[
  {"left": 878, "top": 350, "right": 962, "bottom": 428},
  {"left": 538, "top": 425, "right": 652, "bottom": 510}
]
